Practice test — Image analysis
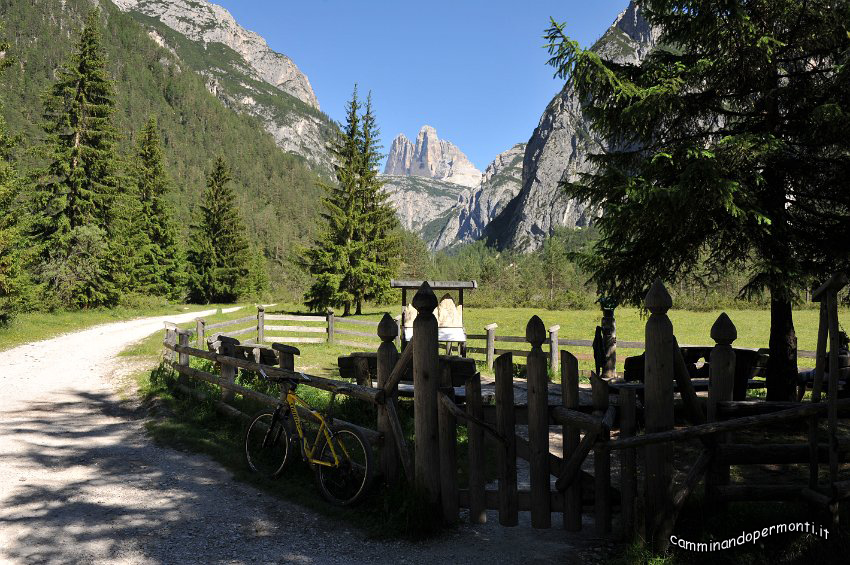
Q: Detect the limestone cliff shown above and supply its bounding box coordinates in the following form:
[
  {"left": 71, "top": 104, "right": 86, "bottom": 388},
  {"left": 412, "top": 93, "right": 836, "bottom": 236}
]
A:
[
  {"left": 384, "top": 125, "right": 482, "bottom": 188},
  {"left": 112, "top": 0, "right": 334, "bottom": 173},
  {"left": 487, "top": 1, "right": 659, "bottom": 251}
]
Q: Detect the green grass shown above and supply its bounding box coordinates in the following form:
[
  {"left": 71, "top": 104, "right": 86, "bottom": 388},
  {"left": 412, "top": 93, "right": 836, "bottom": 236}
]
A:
[{"left": 121, "top": 302, "right": 848, "bottom": 381}]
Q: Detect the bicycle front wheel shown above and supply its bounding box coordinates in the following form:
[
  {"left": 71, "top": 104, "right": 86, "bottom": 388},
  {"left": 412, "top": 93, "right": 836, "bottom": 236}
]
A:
[
  {"left": 244, "top": 410, "right": 293, "bottom": 478},
  {"left": 314, "top": 424, "right": 373, "bottom": 506}
]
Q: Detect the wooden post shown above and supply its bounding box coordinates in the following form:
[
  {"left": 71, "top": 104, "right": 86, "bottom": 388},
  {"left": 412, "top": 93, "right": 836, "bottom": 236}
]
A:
[
  {"left": 219, "top": 337, "right": 237, "bottom": 403},
  {"left": 326, "top": 309, "right": 335, "bottom": 344},
  {"left": 438, "top": 393, "right": 459, "bottom": 524},
  {"left": 164, "top": 326, "right": 176, "bottom": 363},
  {"left": 273, "top": 343, "right": 299, "bottom": 371},
  {"left": 601, "top": 307, "right": 617, "bottom": 379},
  {"left": 592, "top": 374, "right": 612, "bottom": 535},
  {"left": 643, "top": 280, "right": 675, "bottom": 550},
  {"left": 257, "top": 306, "right": 265, "bottom": 344},
  {"left": 561, "top": 351, "right": 582, "bottom": 531},
  {"left": 827, "top": 292, "right": 841, "bottom": 487},
  {"left": 466, "top": 371, "right": 486, "bottom": 524},
  {"left": 195, "top": 318, "right": 206, "bottom": 349},
  {"left": 177, "top": 330, "right": 190, "bottom": 386},
  {"left": 526, "top": 316, "right": 551, "bottom": 529},
  {"left": 412, "top": 282, "right": 441, "bottom": 504},
  {"left": 377, "top": 314, "right": 400, "bottom": 484},
  {"left": 177, "top": 330, "right": 190, "bottom": 367},
  {"left": 706, "top": 312, "right": 736, "bottom": 512},
  {"left": 809, "top": 301, "right": 829, "bottom": 489},
  {"left": 485, "top": 323, "right": 498, "bottom": 370},
  {"left": 495, "top": 352, "right": 518, "bottom": 526},
  {"left": 549, "top": 325, "right": 560, "bottom": 372},
  {"left": 619, "top": 386, "right": 638, "bottom": 540}
]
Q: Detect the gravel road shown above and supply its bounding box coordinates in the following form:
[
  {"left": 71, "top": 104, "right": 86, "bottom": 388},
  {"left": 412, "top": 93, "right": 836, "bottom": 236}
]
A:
[{"left": 0, "top": 313, "right": 602, "bottom": 564}]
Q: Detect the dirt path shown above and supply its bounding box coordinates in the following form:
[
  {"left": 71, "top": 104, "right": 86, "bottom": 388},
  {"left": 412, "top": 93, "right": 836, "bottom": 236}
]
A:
[{"left": 0, "top": 313, "right": 602, "bottom": 564}]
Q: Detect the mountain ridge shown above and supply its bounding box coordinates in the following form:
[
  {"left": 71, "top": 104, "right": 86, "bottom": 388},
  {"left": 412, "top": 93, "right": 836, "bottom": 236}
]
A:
[
  {"left": 487, "top": 1, "right": 659, "bottom": 251},
  {"left": 384, "top": 125, "right": 482, "bottom": 188}
]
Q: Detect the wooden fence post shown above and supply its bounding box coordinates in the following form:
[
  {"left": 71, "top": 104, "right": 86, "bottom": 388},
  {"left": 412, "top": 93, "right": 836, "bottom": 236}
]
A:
[
  {"left": 220, "top": 337, "right": 237, "bottom": 403},
  {"left": 619, "top": 386, "right": 638, "bottom": 540},
  {"left": 643, "top": 280, "right": 675, "bottom": 551},
  {"left": 602, "top": 307, "right": 617, "bottom": 379},
  {"left": 195, "top": 318, "right": 205, "bottom": 349},
  {"left": 412, "top": 282, "right": 441, "bottom": 505},
  {"left": 377, "top": 314, "right": 400, "bottom": 484},
  {"left": 561, "top": 351, "right": 582, "bottom": 531},
  {"left": 466, "top": 371, "right": 486, "bottom": 524},
  {"left": 177, "top": 330, "right": 190, "bottom": 367},
  {"left": 273, "top": 343, "right": 298, "bottom": 371},
  {"left": 708, "top": 313, "right": 737, "bottom": 422},
  {"left": 495, "top": 352, "right": 518, "bottom": 526},
  {"left": 164, "top": 325, "right": 176, "bottom": 363},
  {"left": 592, "top": 374, "right": 611, "bottom": 534},
  {"left": 549, "top": 324, "right": 560, "bottom": 372},
  {"left": 327, "top": 309, "right": 335, "bottom": 344},
  {"left": 257, "top": 306, "right": 265, "bottom": 344},
  {"left": 706, "top": 313, "right": 736, "bottom": 513},
  {"left": 438, "top": 393, "right": 459, "bottom": 524},
  {"left": 526, "top": 316, "right": 551, "bottom": 528},
  {"left": 485, "top": 323, "right": 498, "bottom": 370},
  {"left": 176, "top": 330, "right": 189, "bottom": 386}
]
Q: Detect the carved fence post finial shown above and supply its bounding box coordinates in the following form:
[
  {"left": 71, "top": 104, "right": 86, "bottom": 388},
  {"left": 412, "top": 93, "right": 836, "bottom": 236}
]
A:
[{"left": 526, "top": 315, "right": 546, "bottom": 349}]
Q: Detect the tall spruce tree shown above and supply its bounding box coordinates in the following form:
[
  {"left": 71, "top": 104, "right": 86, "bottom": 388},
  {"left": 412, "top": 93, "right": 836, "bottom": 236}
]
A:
[
  {"left": 304, "top": 86, "right": 367, "bottom": 316},
  {"left": 0, "top": 35, "right": 30, "bottom": 324},
  {"left": 133, "top": 117, "right": 186, "bottom": 299},
  {"left": 545, "top": 0, "right": 850, "bottom": 400},
  {"left": 187, "top": 157, "right": 250, "bottom": 303},
  {"left": 355, "top": 93, "right": 400, "bottom": 313},
  {"left": 31, "top": 9, "right": 122, "bottom": 308}
]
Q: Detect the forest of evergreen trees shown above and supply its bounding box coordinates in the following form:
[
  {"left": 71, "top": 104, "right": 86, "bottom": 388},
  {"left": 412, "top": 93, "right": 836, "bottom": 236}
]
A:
[{"left": 0, "top": 10, "right": 267, "bottom": 323}]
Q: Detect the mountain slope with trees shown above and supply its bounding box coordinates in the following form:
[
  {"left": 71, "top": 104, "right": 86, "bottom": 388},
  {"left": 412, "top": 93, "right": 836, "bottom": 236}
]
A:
[{"left": 0, "top": 0, "right": 327, "bottom": 298}]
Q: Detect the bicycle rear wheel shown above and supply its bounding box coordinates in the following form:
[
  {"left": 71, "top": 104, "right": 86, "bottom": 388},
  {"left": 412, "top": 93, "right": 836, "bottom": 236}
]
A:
[
  {"left": 314, "top": 424, "right": 373, "bottom": 506},
  {"left": 244, "top": 409, "right": 294, "bottom": 478}
]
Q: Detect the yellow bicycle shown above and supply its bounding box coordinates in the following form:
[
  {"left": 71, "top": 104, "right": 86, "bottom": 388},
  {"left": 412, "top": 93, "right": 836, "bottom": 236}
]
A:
[{"left": 243, "top": 368, "right": 373, "bottom": 506}]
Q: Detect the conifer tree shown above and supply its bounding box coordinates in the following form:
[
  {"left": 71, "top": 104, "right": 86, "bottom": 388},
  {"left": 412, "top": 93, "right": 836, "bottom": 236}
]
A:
[
  {"left": 304, "top": 86, "right": 367, "bottom": 315},
  {"left": 0, "top": 35, "right": 30, "bottom": 324},
  {"left": 133, "top": 117, "right": 186, "bottom": 299},
  {"left": 545, "top": 0, "right": 850, "bottom": 399},
  {"left": 187, "top": 157, "right": 250, "bottom": 303},
  {"left": 355, "top": 93, "right": 400, "bottom": 312},
  {"left": 31, "top": 10, "right": 122, "bottom": 308}
]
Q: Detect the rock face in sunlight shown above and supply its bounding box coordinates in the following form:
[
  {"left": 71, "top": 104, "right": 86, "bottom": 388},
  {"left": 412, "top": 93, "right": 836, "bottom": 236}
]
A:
[
  {"left": 112, "top": 0, "right": 334, "bottom": 173},
  {"left": 382, "top": 142, "right": 525, "bottom": 251},
  {"left": 431, "top": 143, "right": 526, "bottom": 250},
  {"left": 384, "top": 125, "right": 482, "bottom": 188},
  {"left": 487, "top": 0, "right": 660, "bottom": 252}
]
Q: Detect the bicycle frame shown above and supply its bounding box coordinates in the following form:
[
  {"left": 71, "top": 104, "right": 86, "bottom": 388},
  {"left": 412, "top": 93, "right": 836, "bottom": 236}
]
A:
[{"left": 283, "top": 390, "right": 347, "bottom": 468}]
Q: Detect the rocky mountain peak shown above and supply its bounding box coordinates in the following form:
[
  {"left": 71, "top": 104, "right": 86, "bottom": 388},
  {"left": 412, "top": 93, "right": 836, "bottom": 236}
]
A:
[
  {"left": 384, "top": 125, "right": 482, "bottom": 188},
  {"left": 112, "top": 0, "right": 319, "bottom": 110},
  {"left": 488, "top": 0, "right": 658, "bottom": 251}
]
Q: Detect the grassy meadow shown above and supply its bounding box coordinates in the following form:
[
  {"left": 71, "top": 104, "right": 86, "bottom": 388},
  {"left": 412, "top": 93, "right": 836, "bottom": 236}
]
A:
[{"left": 122, "top": 302, "right": 847, "bottom": 380}]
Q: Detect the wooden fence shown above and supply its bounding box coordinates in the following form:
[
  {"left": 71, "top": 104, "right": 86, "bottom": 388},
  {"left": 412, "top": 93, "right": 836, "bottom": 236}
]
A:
[
  {"left": 172, "top": 307, "right": 399, "bottom": 352},
  {"left": 162, "top": 279, "right": 847, "bottom": 551}
]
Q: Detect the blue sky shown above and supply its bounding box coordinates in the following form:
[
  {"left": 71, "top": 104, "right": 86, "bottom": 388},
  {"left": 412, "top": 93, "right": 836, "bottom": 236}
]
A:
[{"left": 215, "top": 1, "right": 629, "bottom": 170}]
